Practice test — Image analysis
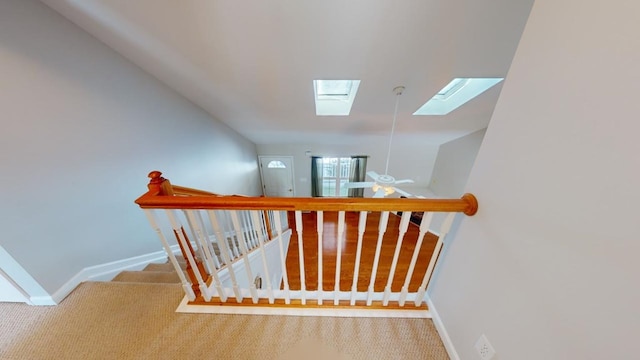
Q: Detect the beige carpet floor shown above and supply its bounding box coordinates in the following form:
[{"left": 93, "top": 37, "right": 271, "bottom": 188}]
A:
[{"left": 0, "top": 281, "right": 449, "bottom": 360}]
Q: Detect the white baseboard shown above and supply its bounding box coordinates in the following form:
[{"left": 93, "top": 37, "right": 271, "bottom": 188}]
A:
[
  {"left": 49, "top": 245, "right": 181, "bottom": 305},
  {"left": 1, "top": 245, "right": 52, "bottom": 305},
  {"left": 426, "top": 296, "right": 460, "bottom": 360},
  {"left": 29, "top": 295, "right": 58, "bottom": 306}
]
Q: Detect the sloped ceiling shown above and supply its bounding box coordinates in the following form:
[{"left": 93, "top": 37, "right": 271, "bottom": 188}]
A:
[{"left": 41, "top": 0, "right": 534, "bottom": 145}]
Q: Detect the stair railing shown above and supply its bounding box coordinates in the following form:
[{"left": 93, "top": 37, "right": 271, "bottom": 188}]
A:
[{"left": 135, "top": 171, "right": 478, "bottom": 310}]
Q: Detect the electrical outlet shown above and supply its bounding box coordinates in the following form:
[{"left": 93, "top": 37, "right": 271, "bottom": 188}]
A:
[{"left": 474, "top": 334, "right": 496, "bottom": 360}]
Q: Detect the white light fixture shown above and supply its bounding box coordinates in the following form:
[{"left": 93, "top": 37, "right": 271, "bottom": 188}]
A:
[
  {"left": 313, "top": 79, "right": 361, "bottom": 116},
  {"left": 413, "top": 78, "right": 503, "bottom": 115}
]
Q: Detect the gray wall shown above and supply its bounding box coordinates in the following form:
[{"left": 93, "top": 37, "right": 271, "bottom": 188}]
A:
[
  {"left": 429, "top": 129, "right": 486, "bottom": 198},
  {"left": 0, "top": 0, "right": 261, "bottom": 294},
  {"left": 429, "top": 0, "right": 640, "bottom": 358}
]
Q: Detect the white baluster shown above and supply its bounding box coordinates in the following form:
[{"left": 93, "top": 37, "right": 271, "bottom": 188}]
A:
[
  {"left": 230, "top": 211, "right": 259, "bottom": 303},
  {"left": 196, "top": 211, "right": 221, "bottom": 269},
  {"left": 317, "top": 211, "right": 324, "bottom": 305},
  {"left": 242, "top": 211, "right": 257, "bottom": 250},
  {"left": 185, "top": 210, "right": 225, "bottom": 301},
  {"left": 239, "top": 211, "right": 248, "bottom": 249},
  {"left": 232, "top": 212, "right": 242, "bottom": 258},
  {"left": 261, "top": 211, "right": 270, "bottom": 243},
  {"left": 367, "top": 211, "right": 389, "bottom": 306},
  {"left": 240, "top": 212, "right": 249, "bottom": 251},
  {"left": 166, "top": 210, "right": 211, "bottom": 301},
  {"left": 274, "top": 211, "right": 290, "bottom": 304},
  {"left": 334, "top": 211, "right": 345, "bottom": 305},
  {"left": 184, "top": 210, "right": 213, "bottom": 274},
  {"left": 294, "top": 211, "right": 306, "bottom": 305},
  {"left": 256, "top": 211, "right": 267, "bottom": 243},
  {"left": 268, "top": 210, "right": 282, "bottom": 234},
  {"left": 208, "top": 210, "right": 241, "bottom": 302},
  {"left": 251, "top": 210, "right": 274, "bottom": 304},
  {"left": 415, "top": 212, "right": 456, "bottom": 306},
  {"left": 350, "top": 211, "right": 368, "bottom": 305},
  {"left": 221, "top": 211, "right": 240, "bottom": 259},
  {"left": 247, "top": 210, "right": 262, "bottom": 248},
  {"left": 399, "top": 212, "right": 434, "bottom": 306},
  {"left": 251, "top": 211, "right": 261, "bottom": 248},
  {"left": 219, "top": 211, "right": 236, "bottom": 260},
  {"left": 143, "top": 210, "right": 196, "bottom": 301},
  {"left": 183, "top": 211, "right": 202, "bottom": 257},
  {"left": 382, "top": 211, "right": 411, "bottom": 306}
]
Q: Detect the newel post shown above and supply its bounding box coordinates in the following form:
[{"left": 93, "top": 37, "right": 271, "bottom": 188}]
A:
[
  {"left": 147, "top": 171, "right": 208, "bottom": 297},
  {"left": 147, "top": 171, "right": 175, "bottom": 196}
]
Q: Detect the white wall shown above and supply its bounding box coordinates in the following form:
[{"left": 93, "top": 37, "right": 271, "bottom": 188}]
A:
[
  {"left": 429, "top": 0, "right": 640, "bottom": 359},
  {"left": 429, "top": 129, "right": 486, "bottom": 198},
  {"left": 0, "top": 0, "right": 261, "bottom": 296},
  {"left": 257, "top": 136, "right": 439, "bottom": 197}
]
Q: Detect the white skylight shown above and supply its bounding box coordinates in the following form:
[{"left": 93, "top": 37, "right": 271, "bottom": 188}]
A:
[
  {"left": 413, "top": 78, "right": 504, "bottom": 116},
  {"left": 313, "top": 80, "right": 361, "bottom": 116}
]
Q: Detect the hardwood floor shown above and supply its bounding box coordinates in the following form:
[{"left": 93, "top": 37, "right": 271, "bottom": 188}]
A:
[{"left": 284, "top": 211, "right": 439, "bottom": 293}]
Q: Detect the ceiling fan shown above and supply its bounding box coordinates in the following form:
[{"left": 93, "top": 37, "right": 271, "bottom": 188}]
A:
[{"left": 345, "top": 86, "right": 415, "bottom": 198}]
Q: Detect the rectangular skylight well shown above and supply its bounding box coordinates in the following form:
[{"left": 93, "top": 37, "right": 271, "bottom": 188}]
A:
[
  {"left": 413, "top": 78, "right": 503, "bottom": 116},
  {"left": 316, "top": 80, "right": 353, "bottom": 100},
  {"left": 314, "top": 79, "right": 361, "bottom": 116},
  {"left": 436, "top": 78, "right": 469, "bottom": 99}
]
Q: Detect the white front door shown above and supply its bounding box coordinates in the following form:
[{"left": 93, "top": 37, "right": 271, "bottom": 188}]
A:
[{"left": 259, "top": 156, "right": 295, "bottom": 197}]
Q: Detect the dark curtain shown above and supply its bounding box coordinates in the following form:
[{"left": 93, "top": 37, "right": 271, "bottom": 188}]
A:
[
  {"left": 311, "top": 156, "right": 324, "bottom": 197},
  {"left": 348, "top": 155, "right": 368, "bottom": 197}
]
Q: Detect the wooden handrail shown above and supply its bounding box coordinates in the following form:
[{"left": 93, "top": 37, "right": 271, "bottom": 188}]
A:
[
  {"left": 172, "top": 185, "right": 222, "bottom": 197},
  {"left": 135, "top": 171, "right": 478, "bottom": 216}
]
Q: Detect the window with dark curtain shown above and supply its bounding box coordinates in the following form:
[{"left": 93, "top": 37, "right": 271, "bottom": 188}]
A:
[
  {"left": 348, "top": 155, "right": 368, "bottom": 197},
  {"left": 311, "top": 155, "right": 368, "bottom": 197},
  {"left": 310, "top": 156, "right": 324, "bottom": 197}
]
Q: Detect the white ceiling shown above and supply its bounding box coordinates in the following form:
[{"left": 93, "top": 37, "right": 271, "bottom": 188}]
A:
[{"left": 41, "top": 0, "right": 534, "bottom": 146}]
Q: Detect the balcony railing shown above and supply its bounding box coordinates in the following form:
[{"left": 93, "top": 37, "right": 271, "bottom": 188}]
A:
[{"left": 135, "top": 171, "right": 478, "bottom": 316}]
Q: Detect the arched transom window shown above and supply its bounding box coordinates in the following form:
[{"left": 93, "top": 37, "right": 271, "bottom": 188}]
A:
[{"left": 267, "top": 160, "right": 287, "bottom": 169}]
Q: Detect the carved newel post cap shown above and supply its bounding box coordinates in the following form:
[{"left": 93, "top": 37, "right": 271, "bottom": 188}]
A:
[{"left": 148, "top": 171, "right": 164, "bottom": 184}]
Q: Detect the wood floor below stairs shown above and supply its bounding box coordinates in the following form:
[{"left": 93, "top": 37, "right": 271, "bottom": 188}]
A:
[{"left": 284, "top": 211, "right": 439, "bottom": 293}]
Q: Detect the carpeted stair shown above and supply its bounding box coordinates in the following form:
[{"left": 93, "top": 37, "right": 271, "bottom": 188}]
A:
[
  {"left": 111, "top": 234, "right": 256, "bottom": 286},
  {"left": 0, "top": 279, "right": 449, "bottom": 360},
  {"left": 111, "top": 259, "right": 185, "bottom": 285}
]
